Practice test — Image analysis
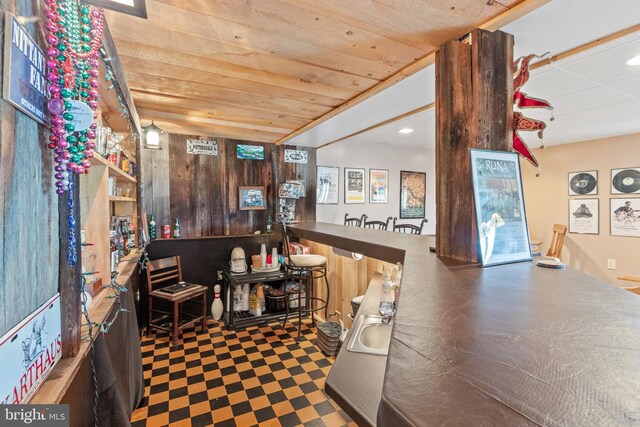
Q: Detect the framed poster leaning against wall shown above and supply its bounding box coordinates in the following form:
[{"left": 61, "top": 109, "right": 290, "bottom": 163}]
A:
[{"left": 470, "top": 149, "right": 531, "bottom": 266}]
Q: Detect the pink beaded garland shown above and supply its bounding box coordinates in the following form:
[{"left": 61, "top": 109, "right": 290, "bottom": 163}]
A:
[{"left": 43, "top": 0, "right": 105, "bottom": 192}]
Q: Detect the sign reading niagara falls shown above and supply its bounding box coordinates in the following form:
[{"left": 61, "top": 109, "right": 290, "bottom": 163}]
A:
[
  {"left": 3, "top": 14, "right": 48, "bottom": 125},
  {"left": 0, "top": 294, "right": 62, "bottom": 404}
]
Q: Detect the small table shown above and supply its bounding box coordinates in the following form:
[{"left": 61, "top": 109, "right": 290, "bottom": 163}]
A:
[{"left": 221, "top": 269, "right": 287, "bottom": 330}]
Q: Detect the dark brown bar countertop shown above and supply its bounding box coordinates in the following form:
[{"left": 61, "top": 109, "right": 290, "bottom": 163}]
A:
[{"left": 289, "top": 222, "right": 640, "bottom": 426}]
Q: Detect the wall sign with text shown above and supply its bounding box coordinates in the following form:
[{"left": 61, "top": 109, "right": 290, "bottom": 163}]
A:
[
  {"left": 187, "top": 139, "right": 218, "bottom": 156},
  {"left": 3, "top": 14, "right": 49, "bottom": 125},
  {"left": 0, "top": 294, "right": 62, "bottom": 404},
  {"left": 284, "top": 149, "right": 308, "bottom": 164}
]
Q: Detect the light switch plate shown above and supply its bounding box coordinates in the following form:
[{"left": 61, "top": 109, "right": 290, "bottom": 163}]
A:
[{"left": 607, "top": 259, "right": 616, "bottom": 270}]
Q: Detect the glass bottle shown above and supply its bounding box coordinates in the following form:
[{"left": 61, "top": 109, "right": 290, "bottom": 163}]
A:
[
  {"left": 266, "top": 215, "right": 273, "bottom": 234},
  {"left": 379, "top": 269, "right": 395, "bottom": 318},
  {"left": 173, "top": 218, "right": 180, "bottom": 238},
  {"left": 149, "top": 215, "right": 156, "bottom": 240}
]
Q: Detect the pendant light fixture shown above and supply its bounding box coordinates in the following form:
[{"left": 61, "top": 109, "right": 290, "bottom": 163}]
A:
[{"left": 142, "top": 121, "right": 164, "bottom": 149}]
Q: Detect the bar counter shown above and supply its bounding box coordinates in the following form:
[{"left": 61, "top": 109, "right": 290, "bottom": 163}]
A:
[{"left": 288, "top": 222, "right": 640, "bottom": 426}]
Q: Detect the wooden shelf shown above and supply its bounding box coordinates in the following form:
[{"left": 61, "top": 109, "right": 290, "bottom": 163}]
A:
[
  {"left": 109, "top": 196, "right": 136, "bottom": 202},
  {"left": 89, "top": 150, "right": 136, "bottom": 184}
]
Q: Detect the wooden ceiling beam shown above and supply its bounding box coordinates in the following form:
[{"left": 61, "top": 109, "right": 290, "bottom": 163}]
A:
[
  {"left": 137, "top": 109, "right": 293, "bottom": 134},
  {"left": 133, "top": 98, "right": 309, "bottom": 129},
  {"left": 126, "top": 72, "right": 332, "bottom": 117},
  {"left": 106, "top": 3, "right": 399, "bottom": 80},
  {"left": 119, "top": 56, "right": 345, "bottom": 108},
  {"left": 155, "top": 0, "right": 428, "bottom": 67},
  {"left": 108, "top": 24, "right": 381, "bottom": 85},
  {"left": 147, "top": 119, "right": 281, "bottom": 143},
  {"left": 275, "top": 0, "right": 552, "bottom": 145},
  {"left": 115, "top": 40, "right": 361, "bottom": 101},
  {"left": 278, "top": 0, "right": 516, "bottom": 51}
]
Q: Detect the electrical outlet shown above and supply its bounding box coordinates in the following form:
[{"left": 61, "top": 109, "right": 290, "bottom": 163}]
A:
[{"left": 607, "top": 259, "right": 616, "bottom": 270}]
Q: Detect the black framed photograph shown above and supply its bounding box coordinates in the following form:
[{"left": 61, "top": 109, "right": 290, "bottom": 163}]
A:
[
  {"left": 316, "top": 166, "right": 339, "bottom": 204},
  {"left": 569, "top": 198, "right": 599, "bottom": 234},
  {"left": 344, "top": 167, "right": 365, "bottom": 204},
  {"left": 369, "top": 169, "right": 389, "bottom": 204},
  {"left": 611, "top": 198, "right": 640, "bottom": 237},
  {"left": 568, "top": 170, "right": 598, "bottom": 196},
  {"left": 611, "top": 168, "right": 640, "bottom": 195},
  {"left": 400, "top": 171, "right": 426, "bottom": 219},
  {"left": 470, "top": 149, "right": 532, "bottom": 266},
  {"left": 238, "top": 186, "right": 266, "bottom": 210}
]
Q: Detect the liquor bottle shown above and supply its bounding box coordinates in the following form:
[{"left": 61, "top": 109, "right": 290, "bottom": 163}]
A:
[
  {"left": 128, "top": 222, "right": 136, "bottom": 248},
  {"left": 149, "top": 215, "right": 156, "bottom": 239},
  {"left": 266, "top": 215, "right": 273, "bottom": 234},
  {"left": 173, "top": 218, "right": 181, "bottom": 238}
]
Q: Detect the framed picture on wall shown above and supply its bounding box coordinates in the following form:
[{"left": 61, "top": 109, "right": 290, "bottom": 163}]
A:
[
  {"left": 569, "top": 198, "right": 599, "bottom": 234},
  {"left": 611, "top": 168, "right": 640, "bottom": 194},
  {"left": 611, "top": 198, "right": 640, "bottom": 237},
  {"left": 238, "top": 186, "right": 266, "bottom": 210},
  {"left": 568, "top": 170, "right": 598, "bottom": 196},
  {"left": 400, "top": 170, "right": 426, "bottom": 219},
  {"left": 344, "top": 167, "right": 366, "bottom": 204},
  {"left": 316, "top": 166, "right": 339, "bottom": 204},
  {"left": 369, "top": 169, "right": 389, "bottom": 204},
  {"left": 470, "top": 149, "right": 531, "bottom": 267}
]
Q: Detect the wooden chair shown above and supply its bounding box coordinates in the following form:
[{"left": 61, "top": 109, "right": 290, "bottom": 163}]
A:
[
  {"left": 546, "top": 224, "right": 567, "bottom": 259},
  {"left": 146, "top": 256, "right": 208, "bottom": 345},
  {"left": 618, "top": 276, "right": 640, "bottom": 295},
  {"left": 392, "top": 217, "right": 428, "bottom": 235},
  {"left": 344, "top": 213, "right": 366, "bottom": 227},
  {"left": 364, "top": 216, "right": 392, "bottom": 230}
]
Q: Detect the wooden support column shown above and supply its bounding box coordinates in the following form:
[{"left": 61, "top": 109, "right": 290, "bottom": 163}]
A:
[
  {"left": 59, "top": 174, "right": 82, "bottom": 357},
  {"left": 435, "top": 29, "right": 513, "bottom": 263}
]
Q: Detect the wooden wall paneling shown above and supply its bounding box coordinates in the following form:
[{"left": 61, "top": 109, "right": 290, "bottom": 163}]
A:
[
  {"left": 297, "top": 147, "right": 317, "bottom": 222},
  {"left": 169, "top": 133, "right": 198, "bottom": 236},
  {"left": 0, "top": 0, "right": 61, "bottom": 337},
  {"left": 224, "top": 140, "right": 240, "bottom": 235},
  {"left": 140, "top": 131, "right": 170, "bottom": 226},
  {"left": 471, "top": 29, "right": 513, "bottom": 151},
  {"left": 79, "top": 165, "right": 110, "bottom": 286},
  {"left": 144, "top": 135, "right": 315, "bottom": 237},
  {"left": 435, "top": 39, "right": 475, "bottom": 263}
]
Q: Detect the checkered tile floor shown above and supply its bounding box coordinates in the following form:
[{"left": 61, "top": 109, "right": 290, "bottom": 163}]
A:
[{"left": 131, "top": 319, "right": 355, "bottom": 427}]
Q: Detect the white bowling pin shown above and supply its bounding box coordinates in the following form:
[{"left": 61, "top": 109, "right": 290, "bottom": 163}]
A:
[{"left": 211, "top": 284, "right": 224, "bottom": 321}]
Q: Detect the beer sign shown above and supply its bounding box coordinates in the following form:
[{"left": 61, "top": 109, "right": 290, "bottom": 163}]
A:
[{"left": 3, "top": 14, "right": 48, "bottom": 125}]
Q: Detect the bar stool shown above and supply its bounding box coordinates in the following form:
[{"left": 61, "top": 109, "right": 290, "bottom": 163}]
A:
[{"left": 280, "top": 221, "right": 330, "bottom": 341}]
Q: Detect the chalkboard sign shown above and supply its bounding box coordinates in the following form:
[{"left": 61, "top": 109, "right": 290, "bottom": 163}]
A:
[{"left": 2, "top": 14, "right": 48, "bottom": 125}]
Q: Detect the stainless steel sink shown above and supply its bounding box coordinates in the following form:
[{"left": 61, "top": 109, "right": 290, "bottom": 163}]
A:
[{"left": 346, "top": 315, "right": 393, "bottom": 356}]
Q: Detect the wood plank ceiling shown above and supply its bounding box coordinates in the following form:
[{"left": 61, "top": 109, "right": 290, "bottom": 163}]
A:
[{"left": 105, "top": 0, "right": 525, "bottom": 143}]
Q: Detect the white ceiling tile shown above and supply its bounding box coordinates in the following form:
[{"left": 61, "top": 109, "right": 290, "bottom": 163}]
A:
[
  {"left": 557, "top": 100, "right": 640, "bottom": 126},
  {"left": 561, "top": 39, "right": 640, "bottom": 84},
  {"left": 526, "top": 68, "right": 598, "bottom": 98},
  {"left": 549, "top": 86, "right": 633, "bottom": 115},
  {"left": 608, "top": 74, "right": 640, "bottom": 99}
]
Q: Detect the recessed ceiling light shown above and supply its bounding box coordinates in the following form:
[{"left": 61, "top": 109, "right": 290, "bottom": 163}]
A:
[
  {"left": 626, "top": 54, "right": 640, "bottom": 66},
  {"left": 398, "top": 128, "right": 414, "bottom": 134}
]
